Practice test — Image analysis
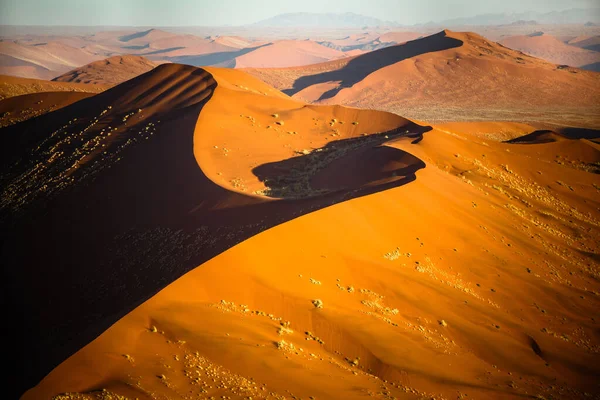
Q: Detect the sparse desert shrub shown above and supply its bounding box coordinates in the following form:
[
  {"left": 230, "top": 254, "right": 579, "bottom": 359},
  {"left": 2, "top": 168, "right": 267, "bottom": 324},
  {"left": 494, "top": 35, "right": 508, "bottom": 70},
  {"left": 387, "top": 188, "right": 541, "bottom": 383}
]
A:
[
  {"left": 278, "top": 321, "right": 293, "bottom": 335},
  {"left": 312, "top": 299, "right": 323, "bottom": 308}
]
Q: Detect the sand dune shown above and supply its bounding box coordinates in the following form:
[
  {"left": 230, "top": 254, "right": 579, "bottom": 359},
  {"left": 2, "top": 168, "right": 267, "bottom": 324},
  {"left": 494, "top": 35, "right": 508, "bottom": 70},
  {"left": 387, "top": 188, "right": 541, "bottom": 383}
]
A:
[
  {"left": 500, "top": 33, "right": 600, "bottom": 69},
  {"left": 0, "top": 40, "right": 102, "bottom": 79},
  {"left": 247, "top": 30, "right": 600, "bottom": 127},
  {"left": 52, "top": 55, "right": 158, "bottom": 85},
  {"left": 1, "top": 63, "right": 428, "bottom": 399},
  {"left": 568, "top": 35, "right": 600, "bottom": 52},
  {"left": 0, "top": 74, "right": 108, "bottom": 100},
  {"left": 233, "top": 40, "right": 350, "bottom": 68},
  {"left": 212, "top": 35, "right": 258, "bottom": 49},
  {"left": 13, "top": 66, "right": 599, "bottom": 399}
]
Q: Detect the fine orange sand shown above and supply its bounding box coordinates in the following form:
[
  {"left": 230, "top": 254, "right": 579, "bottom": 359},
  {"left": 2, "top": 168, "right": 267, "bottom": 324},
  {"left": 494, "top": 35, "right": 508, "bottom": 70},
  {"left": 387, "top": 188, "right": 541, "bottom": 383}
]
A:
[{"left": 9, "top": 64, "right": 599, "bottom": 400}]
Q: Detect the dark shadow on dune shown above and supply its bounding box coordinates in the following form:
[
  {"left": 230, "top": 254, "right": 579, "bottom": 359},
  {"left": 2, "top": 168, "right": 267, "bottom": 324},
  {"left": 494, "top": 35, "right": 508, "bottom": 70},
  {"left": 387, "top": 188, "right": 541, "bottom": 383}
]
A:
[
  {"left": 118, "top": 29, "right": 154, "bottom": 42},
  {"left": 283, "top": 31, "right": 463, "bottom": 100},
  {"left": 140, "top": 46, "right": 185, "bottom": 55},
  {"left": 169, "top": 43, "right": 270, "bottom": 66},
  {"left": 557, "top": 127, "right": 600, "bottom": 140},
  {"left": 0, "top": 65, "right": 429, "bottom": 398},
  {"left": 506, "top": 128, "right": 600, "bottom": 144},
  {"left": 122, "top": 44, "right": 150, "bottom": 50},
  {"left": 581, "top": 62, "right": 600, "bottom": 72},
  {"left": 505, "top": 130, "right": 567, "bottom": 144},
  {"left": 252, "top": 126, "right": 429, "bottom": 199}
]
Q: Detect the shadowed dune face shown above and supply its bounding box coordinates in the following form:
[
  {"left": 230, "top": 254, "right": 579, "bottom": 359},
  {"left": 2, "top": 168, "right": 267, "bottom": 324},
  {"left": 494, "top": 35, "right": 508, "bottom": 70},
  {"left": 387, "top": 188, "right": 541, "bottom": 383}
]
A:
[
  {"left": 0, "top": 63, "right": 427, "bottom": 398},
  {"left": 21, "top": 116, "right": 600, "bottom": 400},
  {"left": 252, "top": 131, "right": 427, "bottom": 198},
  {"left": 0, "top": 91, "right": 95, "bottom": 127}
]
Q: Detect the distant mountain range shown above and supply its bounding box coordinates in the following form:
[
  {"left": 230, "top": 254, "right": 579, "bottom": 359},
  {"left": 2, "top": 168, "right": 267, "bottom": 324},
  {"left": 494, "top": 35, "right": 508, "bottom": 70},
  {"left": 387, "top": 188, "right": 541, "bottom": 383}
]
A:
[
  {"left": 427, "top": 8, "right": 600, "bottom": 26},
  {"left": 252, "top": 9, "right": 600, "bottom": 28},
  {"left": 252, "top": 12, "right": 400, "bottom": 28}
]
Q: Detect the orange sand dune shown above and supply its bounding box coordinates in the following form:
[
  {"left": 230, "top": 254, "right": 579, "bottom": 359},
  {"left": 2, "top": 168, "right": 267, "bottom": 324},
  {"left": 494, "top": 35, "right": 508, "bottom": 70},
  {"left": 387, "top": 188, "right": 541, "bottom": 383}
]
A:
[
  {"left": 0, "top": 74, "right": 108, "bottom": 100},
  {"left": 52, "top": 55, "right": 158, "bottom": 86},
  {"left": 500, "top": 33, "right": 600, "bottom": 69},
  {"left": 246, "top": 30, "right": 600, "bottom": 127},
  {"left": 18, "top": 68, "right": 600, "bottom": 399},
  {"left": 234, "top": 40, "right": 350, "bottom": 68},
  {"left": 1, "top": 63, "right": 427, "bottom": 399}
]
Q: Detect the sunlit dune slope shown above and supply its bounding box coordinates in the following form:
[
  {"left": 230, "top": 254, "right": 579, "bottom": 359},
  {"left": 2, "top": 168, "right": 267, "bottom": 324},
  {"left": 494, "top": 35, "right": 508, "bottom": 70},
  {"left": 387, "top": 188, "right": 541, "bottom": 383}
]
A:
[
  {"left": 52, "top": 55, "right": 159, "bottom": 86},
  {"left": 23, "top": 115, "right": 600, "bottom": 399},
  {"left": 0, "top": 63, "right": 426, "bottom": 399},
  {"left": 246, "top": 30, "right": 600, "bottom": 127}
]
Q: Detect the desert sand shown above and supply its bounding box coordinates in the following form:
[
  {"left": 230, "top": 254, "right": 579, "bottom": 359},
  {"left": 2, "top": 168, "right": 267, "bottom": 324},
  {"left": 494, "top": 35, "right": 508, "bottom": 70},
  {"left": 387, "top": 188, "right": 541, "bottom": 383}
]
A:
[
  {"left": 0, "top": 40, "right": 102, "bottom": 79},
  {"left": 0, "top": 56, "right": 596, "bottom": 399},
  {"left": 500, "top": 33, "right": 600, "bottom": 70},
  {"left": 246, "top": 30, "right": 600, "bottom": 127},
  {"left": 0, "top": 75, "right": 108, "bottom": 100},
  {"left": 52, "top": 55, "right": 158, "bottom": 86}
]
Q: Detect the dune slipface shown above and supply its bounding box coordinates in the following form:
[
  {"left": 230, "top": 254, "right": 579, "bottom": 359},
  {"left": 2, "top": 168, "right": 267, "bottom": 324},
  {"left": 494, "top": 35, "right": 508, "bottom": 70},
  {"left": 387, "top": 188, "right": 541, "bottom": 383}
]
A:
[
  {"left": 0, "top": 63, "right": 428, "bottom": 399},
  {"left": 11, "top": 64, "right": 600, "bottom": 400}
]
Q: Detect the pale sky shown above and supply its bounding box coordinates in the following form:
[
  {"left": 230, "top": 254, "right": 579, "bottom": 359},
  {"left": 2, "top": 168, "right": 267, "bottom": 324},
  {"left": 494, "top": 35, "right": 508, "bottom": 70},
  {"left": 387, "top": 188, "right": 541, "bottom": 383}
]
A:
[{"left": 0, "top": 0, "right": 597, "bottom": 26}]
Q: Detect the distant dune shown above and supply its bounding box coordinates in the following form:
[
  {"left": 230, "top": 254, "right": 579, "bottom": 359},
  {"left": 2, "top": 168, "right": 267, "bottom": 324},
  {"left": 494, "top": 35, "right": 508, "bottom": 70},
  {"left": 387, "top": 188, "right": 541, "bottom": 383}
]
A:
[
  {"left": 233, "top": 40, "right": 350, "bottom": 68},
  {"left": 500, "top": 33, "right": 600, "bottom": 69},
  {"left": 246, "top": 30, "right": 600, "bottom": 126},
  {"left": 568, "top": 35, "right": 600, "bottom": 52},
  {"left": 0, "top": 40, "right": 102, "bottom": 79},
  {"left": 53, "top": 55, "right": 158, "bottom": 85}
]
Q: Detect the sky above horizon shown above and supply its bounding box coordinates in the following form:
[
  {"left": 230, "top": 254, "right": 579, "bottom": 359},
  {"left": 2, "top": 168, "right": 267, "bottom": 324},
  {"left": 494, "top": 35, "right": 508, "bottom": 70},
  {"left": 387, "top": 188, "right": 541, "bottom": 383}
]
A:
[{"left": 0, "top": 0, "right": 597, "bottom": 26}]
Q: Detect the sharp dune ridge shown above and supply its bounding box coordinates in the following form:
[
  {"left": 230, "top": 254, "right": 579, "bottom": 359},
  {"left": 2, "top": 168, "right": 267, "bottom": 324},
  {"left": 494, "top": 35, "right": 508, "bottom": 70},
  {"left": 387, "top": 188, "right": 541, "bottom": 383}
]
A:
[{"left": 1, "top": 62, "right": 428, "bottom": 398}]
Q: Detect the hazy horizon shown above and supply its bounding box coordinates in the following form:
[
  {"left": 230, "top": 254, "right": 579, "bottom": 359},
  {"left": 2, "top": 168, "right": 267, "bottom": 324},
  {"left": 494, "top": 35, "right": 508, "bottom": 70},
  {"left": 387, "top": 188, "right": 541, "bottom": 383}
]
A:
[{"left": 0, "top": 0, "right": 598, "bottom": 27}]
